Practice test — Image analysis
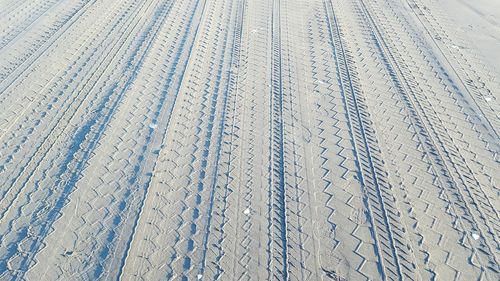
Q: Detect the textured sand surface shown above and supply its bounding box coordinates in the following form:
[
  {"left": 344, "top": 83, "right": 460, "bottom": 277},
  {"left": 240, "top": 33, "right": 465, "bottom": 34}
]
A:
[{"left": 0, "top": 0, "right": 499, "bottom": 280}]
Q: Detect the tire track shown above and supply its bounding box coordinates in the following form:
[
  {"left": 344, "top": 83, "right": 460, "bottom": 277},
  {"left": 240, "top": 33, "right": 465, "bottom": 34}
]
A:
[
  {"left": 82, "top": 1, "right": 193, "bottom": 278},
  {"left": 214, "top": 0, "right": 273, "bottom": 278},
  {"left": 305, "top": 4, "right": 379, "bottom": 279},
  {"left": 363, "top": 0, "right": 499, "bottom": 201},
  {"left": 0, "top": 0, "right": 109, "bottom": 138},
  {"left": 0, "top": 0, "right": 45, "bottom": 23},
  {"left": 405, "top": 0, "right": 500, "bottom": 134},
  {"left": 279, "top": 0, "right": 316, "bottom": 279},
  {"left": 0, "top": 0, "right": 179, "bottom": 278},
  {"left": 0, "top": 0, "right": 497, "bottom": 279},
  {"left": 116, "top": 0, "right": 215, "bottom": 278},
  {"left": 0, "top": 0, "right": 66, "bottom": 50},
  {"left": 354, "top": 0, "right": 499, "bottom": 277},
  {"left": 335, "top": 1, "right": 443, "bottom": 277},
  {"left": 99, "top": 0, "right": 239, "bottom": 279},
  {"left": 0, "top": 0, "right": 155, "bottom": 223},
  {"left": 160, "top": 0, "right": 237, "bottom": 278},
  {"left": 0, "top": 0, "right": 99, "bottom": 89},
  {"left": 0, "top": 0, "right": 32, "bottom": 19},
  {"left": 197, "top": 0, "right": 245, "bottom": 278},
  {"left": 0, "top": 0, "right": 137, "bottom": 216},
  {"left": 267, "top": 0, "right": 289, "bottom": 279},
  {"left": 34, "top": 0, "right": 207, "bottom": 278},
  {"left": 324, "top": 0, "right": 418, "bottom": 279}
]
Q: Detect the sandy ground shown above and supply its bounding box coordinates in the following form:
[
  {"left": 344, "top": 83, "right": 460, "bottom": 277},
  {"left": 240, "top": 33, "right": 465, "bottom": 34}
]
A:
[{"left": 0, "top": 0, "right": 498, "bottom": 280}]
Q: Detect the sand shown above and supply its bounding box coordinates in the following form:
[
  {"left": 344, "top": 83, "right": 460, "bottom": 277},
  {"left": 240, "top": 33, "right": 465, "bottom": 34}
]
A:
[{"left": 0, "top": 0, "right": 498, "bottom": 280}]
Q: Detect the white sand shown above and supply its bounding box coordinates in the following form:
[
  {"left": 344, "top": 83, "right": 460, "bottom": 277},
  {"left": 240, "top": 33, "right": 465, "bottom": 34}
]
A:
[{"left": 0, "top": 0, "right": 498, "bottom": 280}]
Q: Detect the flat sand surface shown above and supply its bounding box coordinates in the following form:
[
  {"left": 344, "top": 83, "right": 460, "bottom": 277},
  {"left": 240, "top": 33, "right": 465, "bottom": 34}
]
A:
[{"left": 0, "top": 0, "right": 499, "bottom": 280}]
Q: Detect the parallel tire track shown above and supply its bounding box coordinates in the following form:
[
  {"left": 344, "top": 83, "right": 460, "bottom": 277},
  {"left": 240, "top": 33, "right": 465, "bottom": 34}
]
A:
[
  {"left": 0, "top": 0, "right": 181, "bottom": 277},
  {"left": 0, "top": 0, "right": 498, "bottom": 279},
  {"left": 0, "top": 0, "right": 144, "bottom": 217},
  {"left": 0, "top": 0, "right": 66, "bottom": 50},
  {"left": 197, "top": 0, "right": 245, "bottom": 278},
  {"left": 324, "top": 0, "right": 417, "bottom": 279},
  {"left": 355, "top": 0, "right": 499, "bottom": 276},
  {"left": 0, "top": 0, "right": 99, "bottom": 89}
]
